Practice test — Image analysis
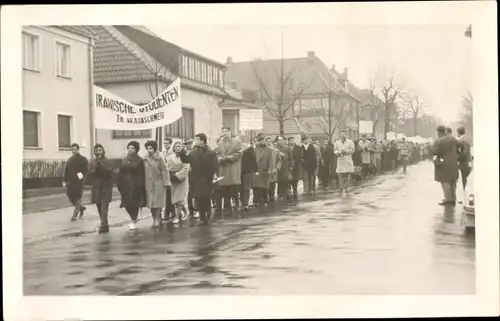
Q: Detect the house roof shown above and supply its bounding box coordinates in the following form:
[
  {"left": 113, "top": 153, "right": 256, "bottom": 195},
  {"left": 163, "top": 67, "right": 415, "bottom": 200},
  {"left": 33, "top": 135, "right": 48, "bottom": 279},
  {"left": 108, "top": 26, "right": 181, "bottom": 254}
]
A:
[
  {"left": 55, "top": 25, "right": 97, "bottom": 39},
  {"left": 89, "top": 25, "right": 228, "bottom": 97}
]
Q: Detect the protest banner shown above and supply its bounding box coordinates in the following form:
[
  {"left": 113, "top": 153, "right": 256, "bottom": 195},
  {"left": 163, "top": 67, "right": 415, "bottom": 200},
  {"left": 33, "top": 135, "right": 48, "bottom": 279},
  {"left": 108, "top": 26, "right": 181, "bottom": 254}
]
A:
[
  {"left": 239, "top": 109, "right": 263, "bottom": 130},
  {"left": 93, "top": 78, "right": 182, "bottom": 130}
]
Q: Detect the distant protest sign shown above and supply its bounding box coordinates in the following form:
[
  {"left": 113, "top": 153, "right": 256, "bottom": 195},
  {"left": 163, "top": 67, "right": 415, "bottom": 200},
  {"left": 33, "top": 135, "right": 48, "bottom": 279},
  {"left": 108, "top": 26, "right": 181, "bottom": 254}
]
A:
[
  {"left": 239, "top": 109, "right": 263, "bottom": 130},
  {"left": 359, "top": 120, "right": 373, "bottom": 134},
  {"left": 93, "top": 78, "right": 182, "bottom": 130}
]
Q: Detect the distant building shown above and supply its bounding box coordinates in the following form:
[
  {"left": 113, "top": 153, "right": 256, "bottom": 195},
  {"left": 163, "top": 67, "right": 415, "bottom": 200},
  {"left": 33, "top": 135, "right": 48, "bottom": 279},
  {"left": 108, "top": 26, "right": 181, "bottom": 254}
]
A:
[
  {"left": 22, "top": 26, "right": 96, "bottom": 160},
  {"left": 88, "top": 25, "right": 253, "bottom": 157},
  {"left": 225, "top": 51, "right": 363, "bottom": 141}
]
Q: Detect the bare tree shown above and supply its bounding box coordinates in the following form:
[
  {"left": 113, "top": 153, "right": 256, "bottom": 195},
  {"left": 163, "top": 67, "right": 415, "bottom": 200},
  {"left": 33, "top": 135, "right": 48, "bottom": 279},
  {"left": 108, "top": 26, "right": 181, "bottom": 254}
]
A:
[
  {"left": 366, "top": 78, "right": 384, "bottom": 135},
  {"left": 305, "top": 76, "right": 352, "bottom": 142},
  {"left": 377, "top": 73, "right": 404, "bottom": 139},
  {"left": 403, "top": 93, "right": 424, "bottom": 136},
  {"left": 249, "top": 36, "right": 315, "bottom": 136},
  {"left": 460, "top": 87, "right": 473, "bottom": 138}
]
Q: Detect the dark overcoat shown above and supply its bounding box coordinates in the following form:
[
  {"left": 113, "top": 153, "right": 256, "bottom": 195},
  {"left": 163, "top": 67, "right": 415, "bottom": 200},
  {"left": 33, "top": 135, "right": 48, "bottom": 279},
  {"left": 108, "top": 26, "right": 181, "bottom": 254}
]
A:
[
  {"left": 117, "top": 156, "right": 146, "bottom": 208},
  {"left": 87, "top": 157, "right": 114, "bottom": 204},
  {"left": 431, "top": 135, "right": 459, "bottom": 183},
  {"left": 289, "top": 144, "right": 303, "bottom": 181},
  {"left": 277, "top": 144, "right": 292, "bottom": 182},
  {"left": 64, "top": 153, "right": 88, "bottom": 201},
  {"left": 189, "top": 145, "right": 219, "bottom": 199},
  {"left": 252, "top": 145, "right": 273, "bottom": 189}
]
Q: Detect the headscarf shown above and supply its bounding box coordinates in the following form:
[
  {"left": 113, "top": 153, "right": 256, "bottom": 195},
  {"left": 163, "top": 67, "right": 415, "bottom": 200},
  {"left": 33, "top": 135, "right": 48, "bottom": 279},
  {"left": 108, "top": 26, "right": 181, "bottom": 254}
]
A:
[{"left": 93, "top": 143, "right": 106, "bottom": 158}]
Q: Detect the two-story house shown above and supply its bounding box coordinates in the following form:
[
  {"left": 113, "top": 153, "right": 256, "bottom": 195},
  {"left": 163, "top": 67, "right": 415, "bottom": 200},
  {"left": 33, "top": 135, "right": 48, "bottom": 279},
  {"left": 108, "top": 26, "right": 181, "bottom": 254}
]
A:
[
  {"left": 225, "top": 51, "right": 362, "bottom": 142},
  {"left": 88, "top": 25, "right": 252, "bottom": 157},
  {"left": 22, "top": 26, "right": 96, "bottom": 160}
]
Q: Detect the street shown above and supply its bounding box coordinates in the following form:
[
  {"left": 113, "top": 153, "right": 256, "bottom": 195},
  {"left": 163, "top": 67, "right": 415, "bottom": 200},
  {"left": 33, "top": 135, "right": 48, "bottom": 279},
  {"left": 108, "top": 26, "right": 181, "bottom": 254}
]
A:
[{"left": 23, "top": 160, "right": 475, "bottom": 295}]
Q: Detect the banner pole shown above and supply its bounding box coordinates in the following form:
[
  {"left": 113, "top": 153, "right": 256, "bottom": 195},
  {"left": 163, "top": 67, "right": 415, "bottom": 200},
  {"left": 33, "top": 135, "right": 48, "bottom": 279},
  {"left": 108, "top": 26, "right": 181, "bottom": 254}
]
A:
[{"left": 88, "top": 38, "right": 96, "bottom": 159}]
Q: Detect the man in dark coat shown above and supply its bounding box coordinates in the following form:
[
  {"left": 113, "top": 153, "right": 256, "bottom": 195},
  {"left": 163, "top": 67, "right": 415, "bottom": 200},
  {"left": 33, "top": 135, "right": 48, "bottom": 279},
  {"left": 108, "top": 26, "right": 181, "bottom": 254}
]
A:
[
  {"left": 321, "top": 139, "right": 335, "bottom": 191},
  {"left": 190, "top": 133, "right": 219, "bottom": 225},
  {"left": 301, "top": 135, "right": 318, "bottom": 195},
  {"left": 64, "top": 143, "right": 88, "bottom": 221},
  {"left": 87, "top": 144, "right": 114, "bottom": 233},
  {"left": 252, "top": 134, "right": 273, "bottom": 207},
  {"left": 431, "top": 125, "right": 459, "bottom": 206},
  {"left": 288, "top": 136, "right": 302, "bottom": 199},
  {"left": 457, "top": 126, "right": 472, "bottom": 190},
  {"left": 239, "top": 134, "right": 258, "bottom": 213}
]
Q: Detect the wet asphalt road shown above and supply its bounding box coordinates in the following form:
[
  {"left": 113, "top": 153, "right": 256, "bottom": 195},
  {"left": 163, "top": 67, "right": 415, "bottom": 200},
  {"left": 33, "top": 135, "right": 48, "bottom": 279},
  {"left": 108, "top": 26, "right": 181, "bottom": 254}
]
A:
[{"left": 23, "top": 161, "right": 475, "bottom": 295}]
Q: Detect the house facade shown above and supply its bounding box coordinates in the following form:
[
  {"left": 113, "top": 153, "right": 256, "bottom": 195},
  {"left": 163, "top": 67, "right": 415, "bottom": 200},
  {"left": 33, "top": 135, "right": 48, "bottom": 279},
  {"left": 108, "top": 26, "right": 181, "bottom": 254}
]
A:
[
  {"left": 22, "top": 26, "right": 95, "bottom": 160},
  {"left": 89, "top": 25, "right": 250, "bottom": 158},
  {"left": 225, "top": 51, "right": 362, "bottom": 142}
]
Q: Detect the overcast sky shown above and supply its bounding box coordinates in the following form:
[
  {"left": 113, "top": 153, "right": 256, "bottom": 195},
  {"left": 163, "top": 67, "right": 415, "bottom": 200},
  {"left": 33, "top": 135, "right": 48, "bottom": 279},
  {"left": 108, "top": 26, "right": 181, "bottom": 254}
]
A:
[{"left": 149, "top": 24, "right": 471, "bottom": 125}]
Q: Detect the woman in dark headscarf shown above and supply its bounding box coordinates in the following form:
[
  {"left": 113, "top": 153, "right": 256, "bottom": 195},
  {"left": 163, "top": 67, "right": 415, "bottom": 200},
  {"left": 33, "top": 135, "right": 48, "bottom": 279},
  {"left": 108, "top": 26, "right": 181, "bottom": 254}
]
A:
[
  {"left": 117, "top": 141, "right": 146, "bottom": 231},
  {"left": 87, "top": 143, "right": 114, "bottom": 234}
]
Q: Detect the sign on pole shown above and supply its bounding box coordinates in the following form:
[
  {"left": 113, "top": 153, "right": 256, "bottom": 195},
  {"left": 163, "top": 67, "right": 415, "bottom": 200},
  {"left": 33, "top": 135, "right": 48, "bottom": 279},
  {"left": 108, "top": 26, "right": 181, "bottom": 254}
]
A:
[
  {"left": 239, "top": 109, "right": 263, "bottom": 130},
  {"left": 359, "top": 120, "right": 373, "bottom": 134},
  {"left": 93, "top": 78, "right": 182, "bottom": 130}
]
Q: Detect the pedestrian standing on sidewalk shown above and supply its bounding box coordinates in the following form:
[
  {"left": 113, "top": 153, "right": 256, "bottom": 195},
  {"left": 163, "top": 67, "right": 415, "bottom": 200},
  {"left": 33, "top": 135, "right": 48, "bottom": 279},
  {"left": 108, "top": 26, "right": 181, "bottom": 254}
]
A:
[
  {"left": 301, "top": 135, "right": 318, "bottom": 196},
  {"left": 288, "top": 136, "right": 302, "bottom": 200},
  {"left": 87, "top": 144, "right": 114, "bottom": 234},
  {"left": 144, "top": 140, "right": 170, "bottom": 228},
  {"left": 117, "top": 141, "right": 146, "bottom": 230},
  {"left": 399, "top": 138, "right": 410, "bottom": 174},
  {"left": 334, "top": 130, "right": 355, "bottom": 194},
  {"left": 457, "top": 126, "right": 472, "bottom": 190},
  {"left": 267, "top": 136, "right": 281, "bottom": 202},
  {"left": 239, "top": 134, "right": 257, "bottom": 212},
  {"left": 162, "top": 137, "right": 175, "bottom": 221},
  {"left": 358, "top": 134, "right": 372, "bottom": 177},
  {"left": 215, "top": 127, "right": 242, "bottom": 219},
  {"left": 166, "top": 141, "right": 190, "bottom": 225},
  {"left": 277, "top": 136, "right": 292, "bottom": 201},
  {"left": 189, "top": 133, "right": 219, "bottom": 225},
  {"left": 320, "top": 139, "right": 335, "bottom": 192},
  {"left": 371, "top": 139, "right": 383, "bottom": 174},
  {"left": 431, "top": 125, "right": 459, "bottom": 206},
  {"left": 183, "top": 138, "right": 196, "bottom": 218},
  {"left": 64, "top": 143, "right": 88, "bottom": 221},
  {"left": 252, "top": 133, "right": 273, "bottom": 208}
]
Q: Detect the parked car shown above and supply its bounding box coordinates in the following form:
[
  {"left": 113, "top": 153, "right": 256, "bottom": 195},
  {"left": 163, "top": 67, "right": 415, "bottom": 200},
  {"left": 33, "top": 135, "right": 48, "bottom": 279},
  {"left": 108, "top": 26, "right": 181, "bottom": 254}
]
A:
[{"left": 462, "top": 166, "right": 474, "bottom": 233}]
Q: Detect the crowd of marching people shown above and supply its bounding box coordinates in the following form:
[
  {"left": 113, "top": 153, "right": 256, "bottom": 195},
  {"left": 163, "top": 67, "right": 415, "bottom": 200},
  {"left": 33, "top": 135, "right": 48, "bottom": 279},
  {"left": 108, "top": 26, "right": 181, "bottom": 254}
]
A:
[{"left": 63, "top": 126, "right": 433, "bottom": 234}]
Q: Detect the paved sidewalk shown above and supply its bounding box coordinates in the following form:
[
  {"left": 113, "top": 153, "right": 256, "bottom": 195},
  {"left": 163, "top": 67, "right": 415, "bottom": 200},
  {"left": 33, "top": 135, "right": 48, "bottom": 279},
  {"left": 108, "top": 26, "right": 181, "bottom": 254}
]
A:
[{"left": 23, "top": 187, "right": 121, "bottom": 214}]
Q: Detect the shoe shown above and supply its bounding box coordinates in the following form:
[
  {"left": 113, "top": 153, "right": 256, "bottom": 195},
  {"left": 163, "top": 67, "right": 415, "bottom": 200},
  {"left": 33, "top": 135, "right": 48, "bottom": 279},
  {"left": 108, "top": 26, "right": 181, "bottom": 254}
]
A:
[
  {"left": 181, "top": 212, "right": 189, "bottom": 220},
  {"left": 197, "top": 220, "right": 209, "bottom": 226},
  {"left": 129, "top": 222, "right": 137, "bottom": 230},
  {"left": 172, "top": 218, "right": 180, "bottom": 224},
  {"left": 79, "top": 207, "right": 86, "bottom": 218},
  {"left": 438, "top": 201, "right": 447, "bottom": 206},
  {"left": 70, "top": 215, "right": 77, "bottom": 222},
  {"left": 194, "top": 212, "right": 200, "bottom": 218},
  {"left": 243, "top": 205, "right": 249, "bottom": 212},
  {"left": 98, "top": 225, "right": 109, "bottom": 234}
]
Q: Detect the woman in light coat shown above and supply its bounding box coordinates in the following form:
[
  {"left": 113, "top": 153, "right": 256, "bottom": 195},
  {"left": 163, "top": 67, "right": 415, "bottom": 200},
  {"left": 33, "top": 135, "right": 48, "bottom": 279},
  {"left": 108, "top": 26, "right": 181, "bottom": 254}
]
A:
[
  {"left": 144, "top": 140, "right": 170, "bottom": 228},
  {"left": 166, "top": 141, "right": 190, "bottom": 224}
]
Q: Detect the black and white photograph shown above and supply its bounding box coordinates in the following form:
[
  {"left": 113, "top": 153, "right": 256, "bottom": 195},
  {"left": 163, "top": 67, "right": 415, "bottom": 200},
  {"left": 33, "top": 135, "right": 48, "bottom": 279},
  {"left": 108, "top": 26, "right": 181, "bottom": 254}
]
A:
[{"left": 2, "top": 2, "right": 498, "bottom": 320}]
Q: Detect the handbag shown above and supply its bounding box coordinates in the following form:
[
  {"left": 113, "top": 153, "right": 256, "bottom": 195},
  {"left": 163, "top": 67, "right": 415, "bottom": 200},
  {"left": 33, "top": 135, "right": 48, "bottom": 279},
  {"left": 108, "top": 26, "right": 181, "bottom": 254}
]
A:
[{"left": 169, "top": 170, "right": 181, "bottom": 183}]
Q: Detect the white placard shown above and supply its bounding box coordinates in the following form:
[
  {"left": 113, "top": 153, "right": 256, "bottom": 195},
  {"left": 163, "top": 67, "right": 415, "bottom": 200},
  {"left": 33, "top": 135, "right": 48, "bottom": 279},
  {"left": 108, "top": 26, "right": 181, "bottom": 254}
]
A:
[
  {"left": 239, "top": 109, "right": 263, "bottom": 130},
  {"left": 359, "top": 120, "right": 373, "bottom": 134},
  {"left": 93, "top": 78, "right": 182, "bottom": 130}
]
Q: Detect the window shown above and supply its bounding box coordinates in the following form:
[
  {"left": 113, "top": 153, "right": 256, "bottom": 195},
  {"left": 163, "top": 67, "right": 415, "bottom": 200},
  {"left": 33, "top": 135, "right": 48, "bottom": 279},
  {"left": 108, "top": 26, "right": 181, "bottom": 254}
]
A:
[
  {"left": 189, "top": 58, "right": 195, "bottom": 79},
  {"left": 23, "top": 110, "right": 41, "bottom": 148},
  {"left": 222, "top": 110, "right": 239, "bottom": 135},
  {"left": 182, "top": 55, "right": 188, "bottom": 77},
  {"left": 113, "top": 129, "right": 152, "bottom": 139},
  {"left": 57, "top": 114, "right": 72, "bottom": 149},
  {"left": 164, "top": 108, "right": 195, "bottom": 138},
  {"left": 196, "top": 60, "right": 201, "bottom": 81},
  {"left": 212, "top": 67, "right": 219, "bottom": 87},
  {"left": 208, "top": 66, "right": 213, "bottom": 85},
  {"left": 202, "top": 63, "right": 207, "bottom": 83},
  {"left": 55, "top": 41, "right": 71, "bottom": 78},
  {"left": 22, "top": 32, "right": 40, "bottom": 71},
  {"left": 219, "top": 70, "right": 224, "bottom": 88}
]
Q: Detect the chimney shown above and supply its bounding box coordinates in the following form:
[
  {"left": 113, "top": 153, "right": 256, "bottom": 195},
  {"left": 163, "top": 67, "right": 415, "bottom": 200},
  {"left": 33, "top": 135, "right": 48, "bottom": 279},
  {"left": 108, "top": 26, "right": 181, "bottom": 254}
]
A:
[
  {"left": 343, "top": 67, "right": 348, "bottom": 80},
  {"left": 307, "top": 51, "right": 315, "bottom": 58},
  {"left": 226, "top": 56, "right": 233, "bottom": 65},
  {"left": 331, "top": 64, "right": 336, "bottom": 73}
]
